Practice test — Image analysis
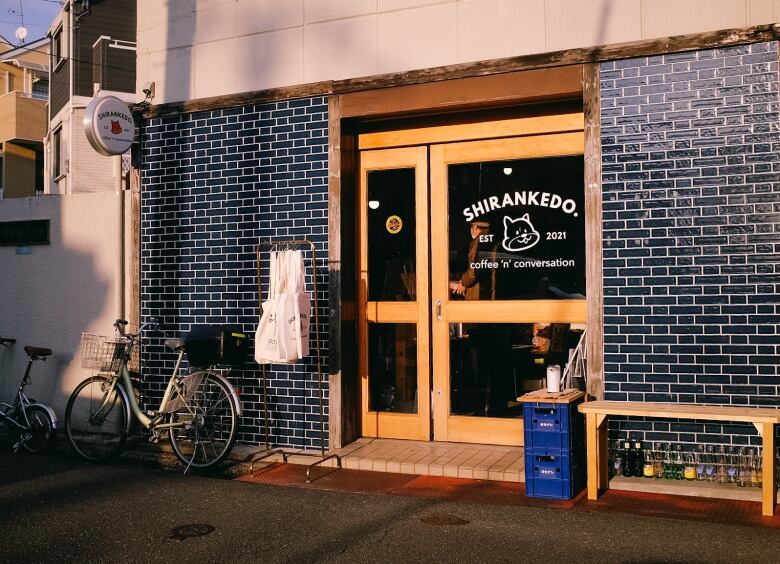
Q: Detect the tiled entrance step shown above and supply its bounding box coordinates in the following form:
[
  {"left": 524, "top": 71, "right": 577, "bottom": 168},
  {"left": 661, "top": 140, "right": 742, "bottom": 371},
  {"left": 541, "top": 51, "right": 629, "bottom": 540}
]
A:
[
  {"left": 246, "top": 438, "right": 524, "bottom": 482},
  {"left": 333, "top": 438, "right": 524, "bottom": 482}
]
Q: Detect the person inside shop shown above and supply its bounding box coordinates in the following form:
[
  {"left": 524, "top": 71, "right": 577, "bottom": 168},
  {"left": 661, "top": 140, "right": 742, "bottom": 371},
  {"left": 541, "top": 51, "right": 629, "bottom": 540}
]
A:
[
  {"left": 450, "top": 220, "right": 495, "bottom": 299},
  {"left": 450, "top": 221, "right": 508, "bottom": 416}
]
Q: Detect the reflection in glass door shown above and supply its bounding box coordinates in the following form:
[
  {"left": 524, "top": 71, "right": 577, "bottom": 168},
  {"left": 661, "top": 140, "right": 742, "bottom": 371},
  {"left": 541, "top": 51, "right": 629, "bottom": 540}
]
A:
[
  {"left": 430, "top": 135, "right": 586, "bottom": 445},
  {"left": 359, "top": 147, "right": 430, "bottom": 441}
]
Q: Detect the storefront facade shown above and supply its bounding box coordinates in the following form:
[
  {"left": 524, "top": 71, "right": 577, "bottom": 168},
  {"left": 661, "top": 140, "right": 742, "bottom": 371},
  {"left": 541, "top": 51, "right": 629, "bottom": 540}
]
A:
[{"left": 135, "top": 12, "right": 780, "bottom": 456}]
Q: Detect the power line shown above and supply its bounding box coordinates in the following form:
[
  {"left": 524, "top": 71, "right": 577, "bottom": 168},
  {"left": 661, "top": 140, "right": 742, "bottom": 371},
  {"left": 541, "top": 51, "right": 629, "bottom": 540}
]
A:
[
  {"left": 0, "top": 19, "right": 49, "bottom": 27},
  {"left": 4, "top": 40, "right": 137, "bottom": 74}
]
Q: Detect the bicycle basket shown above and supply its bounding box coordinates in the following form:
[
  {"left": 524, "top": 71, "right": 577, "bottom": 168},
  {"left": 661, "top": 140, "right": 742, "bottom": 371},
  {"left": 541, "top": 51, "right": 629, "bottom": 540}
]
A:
[{"left": 80, "top": 333, "right": 132, "bottom": 372}]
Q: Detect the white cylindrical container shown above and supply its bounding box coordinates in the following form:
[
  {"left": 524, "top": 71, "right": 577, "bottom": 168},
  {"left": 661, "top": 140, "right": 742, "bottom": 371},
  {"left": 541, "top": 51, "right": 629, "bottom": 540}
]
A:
[{"left": 546, "top": 364, "right": 561, "bottom": 393}]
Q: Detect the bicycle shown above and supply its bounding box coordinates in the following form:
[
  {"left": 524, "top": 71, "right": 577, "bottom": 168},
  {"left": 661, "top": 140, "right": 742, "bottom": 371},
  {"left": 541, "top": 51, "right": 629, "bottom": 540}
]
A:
[
  {"left": 0, "top": 336, "right": 57, "bottom": 453},
  {"left": 64, "top": 319, "right": 243, "bottom": 471}
]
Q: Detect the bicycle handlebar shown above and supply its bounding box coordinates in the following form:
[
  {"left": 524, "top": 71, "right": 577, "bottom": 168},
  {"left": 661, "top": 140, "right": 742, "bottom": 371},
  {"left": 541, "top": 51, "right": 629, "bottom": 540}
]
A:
[{"left": 113, "top": 318, "right": 163, "bottom": 339}]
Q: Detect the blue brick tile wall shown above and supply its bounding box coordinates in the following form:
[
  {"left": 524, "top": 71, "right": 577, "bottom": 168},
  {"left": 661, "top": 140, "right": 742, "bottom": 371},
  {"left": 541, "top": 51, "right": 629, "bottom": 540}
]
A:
[
  {"left": 140, "top": 97, "right": 330, "bottom": 449},
  {"left": 600, "top": 42, "right": 780, "bottom": 448}
]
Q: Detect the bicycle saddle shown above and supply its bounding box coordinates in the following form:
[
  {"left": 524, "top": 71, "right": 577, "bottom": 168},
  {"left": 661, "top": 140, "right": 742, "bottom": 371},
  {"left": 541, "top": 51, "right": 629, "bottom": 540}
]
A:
[
  {"left": 24, "top": 346, "right": 52, "bottom": 358},
  {"left": 164, "top": 338, "right": 186, "bottom": 352}
]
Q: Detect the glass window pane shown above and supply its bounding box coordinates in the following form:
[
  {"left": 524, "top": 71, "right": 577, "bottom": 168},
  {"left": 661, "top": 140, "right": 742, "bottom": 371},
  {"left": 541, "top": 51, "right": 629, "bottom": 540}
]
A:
[
  {"left": 369, "top": 323, "right": 418, "bottom": 413},
  {"left": 448, "top": 156, "right": 585, "bottom": 301},
  {"left": 449, "top": 322, "right": 585, "bottom": 418},
  {"left": 367, "top": 168, "right": 417, "bottom": 301}
]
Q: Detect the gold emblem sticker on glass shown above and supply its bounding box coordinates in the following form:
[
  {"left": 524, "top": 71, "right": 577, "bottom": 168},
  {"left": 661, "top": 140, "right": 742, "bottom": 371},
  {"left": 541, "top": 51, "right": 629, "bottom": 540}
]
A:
[{"left": 386, "top": 215, "right": 403, "bottom": 234}]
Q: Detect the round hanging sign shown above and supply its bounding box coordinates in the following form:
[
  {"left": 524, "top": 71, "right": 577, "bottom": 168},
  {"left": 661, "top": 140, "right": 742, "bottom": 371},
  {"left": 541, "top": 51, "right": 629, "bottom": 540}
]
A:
[
  {"left": 386, "top": 215, "right": 403, "bottom": 234},
  {"left": 83, "top": 95, "right": 135, "bottom": 156}
]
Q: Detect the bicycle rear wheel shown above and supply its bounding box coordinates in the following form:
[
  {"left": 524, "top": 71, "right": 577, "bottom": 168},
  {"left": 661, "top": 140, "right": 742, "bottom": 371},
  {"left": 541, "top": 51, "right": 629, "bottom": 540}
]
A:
[
  {"left": 21, "top": 405, "right": 55, "bottom": 453},
  {"left": 169, "top": 372, "right": 238, "bottom": 470},
  {"left": 65, "top": 375, "right": 131, "bottom": 462}
]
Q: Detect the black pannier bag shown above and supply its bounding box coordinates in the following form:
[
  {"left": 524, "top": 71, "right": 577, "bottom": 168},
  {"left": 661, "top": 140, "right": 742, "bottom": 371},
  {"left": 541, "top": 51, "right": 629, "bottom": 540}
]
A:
[{"left": 184, "top": 325, "right": 249, "bottom": 368}]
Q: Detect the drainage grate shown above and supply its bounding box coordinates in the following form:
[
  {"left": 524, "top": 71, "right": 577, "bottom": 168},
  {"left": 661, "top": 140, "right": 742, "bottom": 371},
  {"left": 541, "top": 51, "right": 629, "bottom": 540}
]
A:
[
  {"left": 419, "top": 513, "right": 470, "bottom": 526},
  {"left": 166, "top": 523, "right": 215, "bottom": 542}
]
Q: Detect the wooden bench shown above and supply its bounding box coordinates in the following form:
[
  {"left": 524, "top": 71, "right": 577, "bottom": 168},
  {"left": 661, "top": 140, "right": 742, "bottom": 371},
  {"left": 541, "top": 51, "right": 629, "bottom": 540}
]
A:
[{"left": 578, "top": 401, "right": 780, "bottom": 516}]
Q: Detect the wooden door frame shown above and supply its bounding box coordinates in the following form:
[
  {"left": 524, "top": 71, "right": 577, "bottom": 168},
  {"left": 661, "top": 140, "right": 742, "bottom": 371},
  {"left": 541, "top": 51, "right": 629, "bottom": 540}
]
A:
[
  {"left": 429, "top": 133, "right": 586, "bottom": 446},
  {"left": 357, "top": 146, "right": 431, "bottom": 441},
  {"left": 329, "top": 64, "right": 603, "bottom": 449}
]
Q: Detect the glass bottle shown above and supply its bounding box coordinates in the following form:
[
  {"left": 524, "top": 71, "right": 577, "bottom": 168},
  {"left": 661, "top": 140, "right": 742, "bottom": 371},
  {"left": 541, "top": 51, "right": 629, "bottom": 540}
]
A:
[
  {"left": 663, "top": 443, "right": 673, "bottom": 480},
  {"left": 673, "top": 444, "right": 684, "bottom": 480},
  {"left": 704, "top": 445, "right": 716, "bottom": 482},
  {"left": 726, "top": 447, "right": 738, "bottom": 484},
  {"left": 737, "top": 448, "right": 749, "bottom": 487},
  {"left": 653, "top": 444, "right": 664, "bottom": 479},
  {"left": 643, "top": 447, "right": 655, "bottom": 478},
  {"left": 683, "top": 449, "right": 696, "bottom": 481},
  {"left": 776, "top": 449, "right": 780, "bottom": 488},
  {"left": 751, "top": 447, "right": 761, "bottom": 488},
  {"left": 696, "top": 445, "right": 706, "bottom": 481},
  {"left": 716, "top": 445, "right": 727, "bottom": 484},
  {"left": 622, "top": 438, "right": 633, "bottom": 478},
  {"left": 607, "top": 441, "right": 617, "bottom": 478},
  {"left": 611, "top": 439, "right": 626, "bottom": 476},
  {"left": 633, "top": 438, "right": 644, "bottom": 478}
]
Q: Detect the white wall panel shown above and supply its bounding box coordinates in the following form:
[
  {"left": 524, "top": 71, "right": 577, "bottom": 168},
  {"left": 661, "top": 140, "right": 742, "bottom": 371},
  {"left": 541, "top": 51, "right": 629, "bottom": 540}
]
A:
[
  {"left": 159, "top": 3, "right": 198, "bottom": 50},
  {"left": 546, "top": 0, "right": 642, "bottom": 52},
  {"left": 305, "top": 0, "right": 378, "bottom": 23},
  {"left": 194, "top": 0, "right": 238, "bottom": 44},
  {"left": 642, "top": 0, "right": 748, "bottom": 39},
  {"left": 458, "top": 0, "right": 546, "bottom": 63},
  {"left": 194, "top": 39, "right": 237, "bottom": 99},
  {"left": 149, "top": 47, "right": 194, "bottom": 103},
  {"left": 236, "top": 28, "right": 305, "bottom": 92},
  {"left": 747, "top": 0, "right": 780, "bottom": 24},
  {"left": 378, "top": 3, "right": 457, "bottom": 73},
  {"left": 380, "top": 0, "right": 452, "bottom": 11},
  {"left": 304, "top": 15, "right": 378, "bottom": 82},
  {"left": 236, "top": 0, "right": 304, "bottom": 35}
]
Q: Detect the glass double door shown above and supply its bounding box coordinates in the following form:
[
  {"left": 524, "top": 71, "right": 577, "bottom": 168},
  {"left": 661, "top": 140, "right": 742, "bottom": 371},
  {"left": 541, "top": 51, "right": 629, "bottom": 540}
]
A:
[{"left": 359, "top": 134, "right": 586, "bottom": 445}]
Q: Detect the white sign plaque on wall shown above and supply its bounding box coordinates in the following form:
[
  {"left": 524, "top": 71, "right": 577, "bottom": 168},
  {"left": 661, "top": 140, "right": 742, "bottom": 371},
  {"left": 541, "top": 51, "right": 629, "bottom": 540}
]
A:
[{"left": 83, "top": 95, "right": 135, "bottom": 156}]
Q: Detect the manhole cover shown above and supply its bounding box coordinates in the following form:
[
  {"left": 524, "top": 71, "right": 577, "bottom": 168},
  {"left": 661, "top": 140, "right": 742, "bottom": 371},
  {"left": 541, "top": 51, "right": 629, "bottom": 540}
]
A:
[
  {"left": 419, "top": 514, "right": 470, "bottom": 526},
  {"left": 166, "top": 523, "right": 215, "bottom": 542}
]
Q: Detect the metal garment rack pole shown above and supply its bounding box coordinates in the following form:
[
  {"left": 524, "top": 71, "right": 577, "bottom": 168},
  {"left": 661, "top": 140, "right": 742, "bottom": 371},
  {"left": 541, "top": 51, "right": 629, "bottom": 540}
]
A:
[{"left": 249, "top": 238, "right": 341, "bottom": 482}]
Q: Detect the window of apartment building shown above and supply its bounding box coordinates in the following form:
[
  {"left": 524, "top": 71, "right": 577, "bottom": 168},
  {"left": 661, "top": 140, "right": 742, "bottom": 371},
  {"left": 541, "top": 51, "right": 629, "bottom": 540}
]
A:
[
  {"left": 32, "top": 76, "right": 48, "bottom": 100},
  {"left": 53, "top": 127, "right": 63, "bottom": 179},
  {"left": 52, "top": 26, "right": 65, "bottom": 69}
]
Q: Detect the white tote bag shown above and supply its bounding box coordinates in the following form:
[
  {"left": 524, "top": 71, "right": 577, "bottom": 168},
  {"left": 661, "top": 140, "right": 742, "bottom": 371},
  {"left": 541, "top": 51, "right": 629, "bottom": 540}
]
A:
[
  {"left": 255, "top": 250, "right": 311, "bottom": 364},
  {"left": 274, "top": 250, "right": 310, "bottom": 362},
  {"left": 255, "top": 250, "right": 283, "bottom": 364}
]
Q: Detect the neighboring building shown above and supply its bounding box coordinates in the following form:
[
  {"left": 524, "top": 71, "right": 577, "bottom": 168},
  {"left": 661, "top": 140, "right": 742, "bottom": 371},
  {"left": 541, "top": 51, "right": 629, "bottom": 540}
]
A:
[
  {"left": 133, "top": 1, "right": 779, "bottom": 479},
  {"left": 46, "top": 0, "right": 137, "bottom": 194},
  {"left": 0, "top": 35, "right": 48, "bottom": 198}
]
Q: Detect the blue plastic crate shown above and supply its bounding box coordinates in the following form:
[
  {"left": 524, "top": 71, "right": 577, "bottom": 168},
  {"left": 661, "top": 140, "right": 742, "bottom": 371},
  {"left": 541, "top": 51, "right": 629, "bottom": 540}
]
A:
[
  {"left": 522, "top": 400, "right": 584, "bottom": 451},
  {"left": 524, "top": 447, "right": 586, "bottom": 500}
]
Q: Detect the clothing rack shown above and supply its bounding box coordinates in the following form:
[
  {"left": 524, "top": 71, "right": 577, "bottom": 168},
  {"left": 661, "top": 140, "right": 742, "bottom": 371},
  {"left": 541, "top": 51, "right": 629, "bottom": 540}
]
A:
[{"left": 250, "top": 238, "right": 341, "bottom": 482}]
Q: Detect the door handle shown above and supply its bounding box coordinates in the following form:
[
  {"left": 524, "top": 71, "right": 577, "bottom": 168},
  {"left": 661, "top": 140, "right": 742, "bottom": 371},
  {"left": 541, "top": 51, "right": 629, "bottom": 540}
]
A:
[{"left": 436, "top": 300, "right": 442, "bottom": 321}]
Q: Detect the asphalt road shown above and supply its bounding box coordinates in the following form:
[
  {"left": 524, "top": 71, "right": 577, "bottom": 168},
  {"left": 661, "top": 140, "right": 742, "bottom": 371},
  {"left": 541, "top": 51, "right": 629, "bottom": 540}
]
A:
[{"left": 0, "top": 450, "right": 778, "bottom": 564}]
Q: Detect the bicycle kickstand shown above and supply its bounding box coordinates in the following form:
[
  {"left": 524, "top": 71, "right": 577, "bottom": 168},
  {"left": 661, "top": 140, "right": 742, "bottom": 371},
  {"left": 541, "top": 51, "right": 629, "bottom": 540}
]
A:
[{"left": 11, "top": 434, "right": 30, "bottom": 453}]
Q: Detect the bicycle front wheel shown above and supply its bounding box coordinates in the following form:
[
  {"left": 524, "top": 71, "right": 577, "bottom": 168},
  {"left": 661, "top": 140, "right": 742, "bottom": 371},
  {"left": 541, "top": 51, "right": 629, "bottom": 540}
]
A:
[
  {"left": 65, "top": 375, "right": 131, "bottom": 462},
  {"left": 21, "top": 405, "right": 55, "bottom": 453},
  {"left": 169, "top": 372, "right": 238, "bottom": 470}
]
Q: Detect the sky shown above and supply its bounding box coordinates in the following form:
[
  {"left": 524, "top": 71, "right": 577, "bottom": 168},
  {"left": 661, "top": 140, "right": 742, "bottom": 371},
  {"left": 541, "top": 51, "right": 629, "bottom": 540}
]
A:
[{"left": 0, "top": 0, "right": 62, "bottom": 46}]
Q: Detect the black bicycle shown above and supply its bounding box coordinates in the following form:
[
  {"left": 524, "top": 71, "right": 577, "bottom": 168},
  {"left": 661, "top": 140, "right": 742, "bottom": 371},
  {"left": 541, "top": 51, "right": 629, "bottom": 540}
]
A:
[{"left": 0, "top": 337, "right": 57, "bottom": 453}]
